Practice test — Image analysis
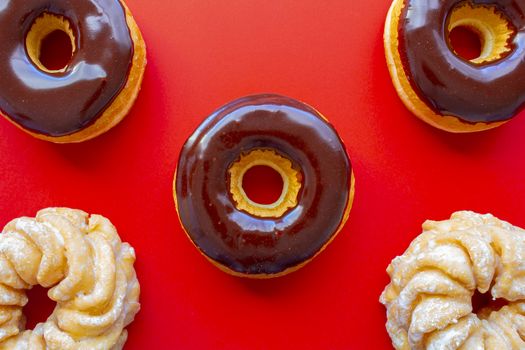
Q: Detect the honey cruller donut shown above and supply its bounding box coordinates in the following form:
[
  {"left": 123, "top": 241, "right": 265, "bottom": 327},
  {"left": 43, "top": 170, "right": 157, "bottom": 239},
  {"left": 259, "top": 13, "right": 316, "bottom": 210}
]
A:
[
  {"left": 380, "top": 211, "right": 525, "bottom": 349},
  {"left": 0, "top": 208, "right": 140, "bottom": 349}
]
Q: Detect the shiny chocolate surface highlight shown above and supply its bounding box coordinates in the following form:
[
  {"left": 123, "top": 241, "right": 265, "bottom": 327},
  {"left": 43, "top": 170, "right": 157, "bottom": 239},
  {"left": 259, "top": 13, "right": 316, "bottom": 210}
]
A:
[
  {"left": 176, "top": 94, "right": 352, "bottom": 275},
  {"left": 399, "top": 0, "right": 525, "bottom": 123},
  {"left": 0, "top": 0, "right": 133, "bottom": 136}
]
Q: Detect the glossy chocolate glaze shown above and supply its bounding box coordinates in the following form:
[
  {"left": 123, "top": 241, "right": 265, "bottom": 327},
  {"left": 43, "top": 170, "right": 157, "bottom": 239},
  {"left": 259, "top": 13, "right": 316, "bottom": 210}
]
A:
[
  {"left": 176, "top": 94, "right": 352, "bottom": 275},
  {"left": 0, "top": 0, "right": 133, "bottom": 136},
  {"left": 399, "top": 0, "right": 525, "bottom": 123}
]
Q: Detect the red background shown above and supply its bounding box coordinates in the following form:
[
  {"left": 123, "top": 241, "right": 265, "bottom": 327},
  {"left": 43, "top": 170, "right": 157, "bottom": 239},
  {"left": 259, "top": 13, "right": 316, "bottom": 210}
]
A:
[{"left": 2, "top": 1, "right": 525, "bottom": 349}]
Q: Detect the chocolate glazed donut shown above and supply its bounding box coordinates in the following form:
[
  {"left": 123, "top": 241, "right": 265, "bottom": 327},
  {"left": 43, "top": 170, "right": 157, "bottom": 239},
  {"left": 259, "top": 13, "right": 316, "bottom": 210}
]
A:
[
  {"left": 385, "top": 0, "right": 525, "bottom": 132},
  {"left": 174, "top": 94, "right": 355, "bottom": 278},
  {"left": 0, "top": 0, "right": 146, "bottom": 142}
]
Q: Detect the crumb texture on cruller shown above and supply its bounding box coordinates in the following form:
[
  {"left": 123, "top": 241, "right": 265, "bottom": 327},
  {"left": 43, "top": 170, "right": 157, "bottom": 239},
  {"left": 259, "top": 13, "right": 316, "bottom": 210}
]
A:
[
  {"left": 0, "top": 208, "right": 139, "bottom": 349},
  {"left": 380, "top": 211, "right": 525, "bottom": 349}
]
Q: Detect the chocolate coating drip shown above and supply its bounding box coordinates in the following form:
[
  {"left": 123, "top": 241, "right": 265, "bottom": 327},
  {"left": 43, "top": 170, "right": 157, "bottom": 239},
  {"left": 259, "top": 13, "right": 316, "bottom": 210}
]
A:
[
  {"left": 0, "top": 0, "right": 133, "bottom": 136},
  {"left": 176, "top": 94, "right": 352, "bottom": 275},
  {"left": 400, "top": 0, "right": 525, "bottom": 123}
]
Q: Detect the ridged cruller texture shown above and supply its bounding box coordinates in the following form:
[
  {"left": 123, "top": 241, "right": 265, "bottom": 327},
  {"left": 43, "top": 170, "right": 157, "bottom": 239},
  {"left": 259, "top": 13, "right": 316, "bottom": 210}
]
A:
[
  {"left": 0, "top": 208, "right": 139, "bottom": 349},
  {"left": 380, "top": 211, "right": 525, "bottom": 349}
]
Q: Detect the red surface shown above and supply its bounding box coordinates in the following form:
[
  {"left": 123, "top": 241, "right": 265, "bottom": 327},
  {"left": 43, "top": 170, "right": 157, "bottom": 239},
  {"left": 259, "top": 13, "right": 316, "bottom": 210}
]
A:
[
  {"left": 242, "top": 166, "right": 284, "bottom": 205},
  {"left": 2, "top": 1, "right": 525, "bottom": 349},
  {"left": 448, "top": 26, "right": 482, "bottom": 61},
  {"left": 39, "top": 30, "right": 73, "bottom": 71}
]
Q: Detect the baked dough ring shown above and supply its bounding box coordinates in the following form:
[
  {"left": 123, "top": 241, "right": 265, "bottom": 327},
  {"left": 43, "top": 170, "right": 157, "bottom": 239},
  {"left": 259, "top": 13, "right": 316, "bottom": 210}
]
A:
[
  {"left": 384, "top": 0, "right": 525, "bottom": 132},
  {"left": 0, "top": 208, "right": 140, "bottom": 349},
  {"left": 380, "top": 211, "right": 525, "bottom": 349},
  {"left": 0, "top": 0, "right": 147, "bottom": 143},
  {"left": 175, "top": 94, "right": 354, "bottom": 278}
]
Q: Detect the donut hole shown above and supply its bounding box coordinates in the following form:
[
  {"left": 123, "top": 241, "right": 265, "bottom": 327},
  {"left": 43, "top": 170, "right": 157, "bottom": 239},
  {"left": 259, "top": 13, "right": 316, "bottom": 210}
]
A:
[
  {"left": 448, "top": 26, "right": 482, "bottom": 61},
  {"left": 39, "top": 30, "right": 74, "bottom": 71},
  {"left": 471, "top": 289, "right": 509, "bottom": 318},
  {"left": 228, "top": 149, "right": 302, "bottom": 218},
  {"left": 446, "top": 1, "right": 516, "bottom": 64},
  {"left": 23, "top": 285, "right": 55, "bottom": 329},
  {"left": 242, "top": 165, "right": 284, "bottom": 205},
  {"left": 26, "top": 13, "right": 76, "bottom": 73}
]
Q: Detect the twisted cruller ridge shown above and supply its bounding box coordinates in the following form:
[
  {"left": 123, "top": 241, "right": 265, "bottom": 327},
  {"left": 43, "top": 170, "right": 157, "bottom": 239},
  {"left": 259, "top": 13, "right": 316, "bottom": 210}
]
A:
[
  {"left": 380, "top": 211, "right": 525, "bottom": 349},
  {"left": 0, "top": 208, "right": 140, "bottom": 349}
]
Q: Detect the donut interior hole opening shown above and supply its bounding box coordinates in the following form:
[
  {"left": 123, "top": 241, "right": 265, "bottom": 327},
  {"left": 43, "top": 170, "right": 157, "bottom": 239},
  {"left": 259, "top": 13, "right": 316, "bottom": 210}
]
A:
[
  {"left": 446, "top": 2, "right": 515, "bottom": 64},
  {"left": 448, "top": 26, "right": 482, "bottom": 61},
  {"left": 471, "top": 289, "right": 509, "bottom": 318},
  {"left": 26, "top": 12, "right": 76, "bottom": 73},
  {"left": 228, "top": 149, "right": 302, "bottom": 218},
  {"left": 24, "top": 285, "right": 55, "bottom": 329},
  {"left": 39, "top": 30, "right": 74, "bottom": 71},
  {"left": 242, "top": 165, "right": 284, "bottom": 205}
]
